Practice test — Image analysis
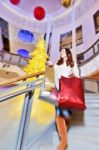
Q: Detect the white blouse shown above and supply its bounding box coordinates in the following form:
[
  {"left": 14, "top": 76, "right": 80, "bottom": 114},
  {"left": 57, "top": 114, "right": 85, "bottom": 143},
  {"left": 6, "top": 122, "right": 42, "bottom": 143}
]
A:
[{"left": 53, "top": 62, "right": 80, "bottom": 90}]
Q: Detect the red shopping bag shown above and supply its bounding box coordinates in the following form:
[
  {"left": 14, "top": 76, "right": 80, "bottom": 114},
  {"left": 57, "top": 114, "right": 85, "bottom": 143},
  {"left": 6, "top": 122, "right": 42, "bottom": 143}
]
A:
[{"left": 59, "top": 76, "right": 86, "bottom": 110}]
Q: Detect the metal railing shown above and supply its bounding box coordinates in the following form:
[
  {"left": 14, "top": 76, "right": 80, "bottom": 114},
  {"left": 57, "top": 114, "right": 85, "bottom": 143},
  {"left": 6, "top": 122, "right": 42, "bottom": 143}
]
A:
[
  {"left": 0, "top": 71, "right": 44, "bottom": 150},
  {"left": 77, "top": 39, "right": 99, "bottom": 66},
  {"left": 0, "top": 50, "right": 28, "bottom": 67}
]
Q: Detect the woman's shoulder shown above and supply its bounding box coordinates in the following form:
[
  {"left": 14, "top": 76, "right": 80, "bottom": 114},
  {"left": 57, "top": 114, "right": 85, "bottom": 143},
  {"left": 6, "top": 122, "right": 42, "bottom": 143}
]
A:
[
  {"left": 54, "top": 63, "right": 58, "bottom": 69},
  {"left": 73, "top": 63, "right": 79, "bottom": 69},
  {"left": 53, "top": 62, "right": 63, "bottom": 70}
]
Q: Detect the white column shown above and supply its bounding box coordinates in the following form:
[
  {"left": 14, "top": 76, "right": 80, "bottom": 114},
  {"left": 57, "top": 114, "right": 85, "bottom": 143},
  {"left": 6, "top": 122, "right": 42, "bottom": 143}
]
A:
[
  {"left": 49, "top": 30, "right": 60, "bottom": 63},
  {"left": 46, "top": 15, "right": 52, "bottom": 53},
  {"left": 71, "top": 1, "right": 77, "bottom": 63}
]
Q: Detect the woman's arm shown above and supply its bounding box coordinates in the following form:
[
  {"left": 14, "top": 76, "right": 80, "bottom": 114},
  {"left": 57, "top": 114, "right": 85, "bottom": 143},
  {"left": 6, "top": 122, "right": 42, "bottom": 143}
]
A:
[
  {"left": 47, "top": 61, "right": 60, "bottom": 90},
  {"left": 53, "top": 64, "right": 61, "bottom": 90},
  {"left": 47, "top": 60, "right": 54, "bottom": 67},
  {"left": 68, "top": 63, "right": 80, "bottom": 77},
  {"left": 73, "top": 63, "right": 80, "bottom": 77}
]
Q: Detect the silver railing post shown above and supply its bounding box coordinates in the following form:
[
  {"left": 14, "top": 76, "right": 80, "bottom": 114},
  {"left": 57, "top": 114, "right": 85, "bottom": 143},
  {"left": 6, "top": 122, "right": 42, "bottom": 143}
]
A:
[{"left": 15, "top": 81, "right": 42, "bottom": 150}]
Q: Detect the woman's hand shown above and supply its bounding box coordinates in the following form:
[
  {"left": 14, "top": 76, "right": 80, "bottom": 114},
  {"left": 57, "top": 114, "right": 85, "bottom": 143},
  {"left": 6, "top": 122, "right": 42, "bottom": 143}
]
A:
[
  {"left": 47, "top": 60, "right": 53, "bottom": 67},
  {"left": 68, "top": 73, "right": 75, "bottom": 77}
]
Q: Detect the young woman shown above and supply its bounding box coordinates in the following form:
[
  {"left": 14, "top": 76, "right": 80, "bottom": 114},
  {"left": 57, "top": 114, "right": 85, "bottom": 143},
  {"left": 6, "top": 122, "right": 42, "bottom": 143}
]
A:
[{"left": 49, "top": 48, "right": 79, "bottom": 150}]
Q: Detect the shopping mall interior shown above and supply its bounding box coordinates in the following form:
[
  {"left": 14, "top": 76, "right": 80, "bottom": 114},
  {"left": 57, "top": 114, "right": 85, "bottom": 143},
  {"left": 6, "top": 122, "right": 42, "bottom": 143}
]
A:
[{"left": 0, "top": 0, "right": 99, "bottom": 150}]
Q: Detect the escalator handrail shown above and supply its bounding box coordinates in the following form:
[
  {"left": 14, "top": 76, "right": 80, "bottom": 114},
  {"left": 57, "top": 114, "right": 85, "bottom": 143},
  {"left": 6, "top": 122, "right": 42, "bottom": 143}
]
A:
[
  {"left": 0, "top": 82, "right": 42, "bottom": 103},
  {"left": 0, "top": 71, "right": 45, "bottom": 87},
  {"left": 81, "top": 76, "right": 99, "bottom": 82}
]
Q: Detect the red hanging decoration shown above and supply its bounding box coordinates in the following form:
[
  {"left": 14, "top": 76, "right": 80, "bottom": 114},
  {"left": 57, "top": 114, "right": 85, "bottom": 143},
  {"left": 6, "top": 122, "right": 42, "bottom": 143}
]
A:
[
  {"left": 9, "top": 0, "right": 21, "bottom": 5},
  {"left": 34, "top": 6, "right": 46, "bottom": 20}
]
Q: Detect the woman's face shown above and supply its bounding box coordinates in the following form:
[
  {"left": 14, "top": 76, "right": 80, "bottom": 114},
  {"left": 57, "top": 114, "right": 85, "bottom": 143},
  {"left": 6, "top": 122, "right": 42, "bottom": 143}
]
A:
[{"left": 60, "top": 49, "right": 67, "bottom": 59}]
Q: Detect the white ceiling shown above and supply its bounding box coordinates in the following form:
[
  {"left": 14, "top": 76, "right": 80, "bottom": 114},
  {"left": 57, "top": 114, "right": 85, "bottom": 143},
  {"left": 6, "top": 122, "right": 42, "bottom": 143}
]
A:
[
  {"left": 0, "top": 0, "right": 98, "bottom": 56},
  {"left": 6, "top": 0, "right": 79, "bottom": 16},
  {"left": 0, "top": 0, "right": 98, "bottom": 32},
  {"left": 18, "top": 0, "right": 63, "bottom": 14},
  {"left": 5, "top": 0, "right": 97, "bottom": 20}
]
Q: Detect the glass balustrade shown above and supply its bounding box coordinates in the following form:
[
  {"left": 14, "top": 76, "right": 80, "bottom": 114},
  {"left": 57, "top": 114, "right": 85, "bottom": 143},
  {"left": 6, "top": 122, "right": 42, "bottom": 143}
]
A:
[
  {"left": 26, "top": 87, "right": 55, "bottom": 146},
  {"left": 0, "top": 93, "right": 25, "bottom": 150},
  {"left": 0, "top": 76, "right": 55, "bottom": 150}
]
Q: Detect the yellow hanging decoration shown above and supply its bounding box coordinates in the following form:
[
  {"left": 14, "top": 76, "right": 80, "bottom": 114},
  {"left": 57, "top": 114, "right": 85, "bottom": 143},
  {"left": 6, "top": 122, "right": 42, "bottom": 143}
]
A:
[
  {"left": 60, "top": 0, "right": 72, "bottom": 7},
  {"left": 23, "top": 39, "right": 48, "bottom": 82}
]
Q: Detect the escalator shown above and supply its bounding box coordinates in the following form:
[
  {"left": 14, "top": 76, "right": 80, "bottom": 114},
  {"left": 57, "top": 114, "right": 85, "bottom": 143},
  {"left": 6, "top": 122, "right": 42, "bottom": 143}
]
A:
[
  {"left": 0, "top": 72, "right": 55, "bottom": 150},
  {"left": 0, "top": 38, "right": 99, "bottom": 150},
  {"left": 0, "top": 71, "right": 99, "bottom": 150}
]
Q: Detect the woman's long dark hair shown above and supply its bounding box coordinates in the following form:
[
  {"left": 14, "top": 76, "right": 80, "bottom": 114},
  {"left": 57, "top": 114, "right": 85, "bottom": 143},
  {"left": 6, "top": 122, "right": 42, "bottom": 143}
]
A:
[{"left": 57, "top": 48, "right": 74, "bottom": 67}]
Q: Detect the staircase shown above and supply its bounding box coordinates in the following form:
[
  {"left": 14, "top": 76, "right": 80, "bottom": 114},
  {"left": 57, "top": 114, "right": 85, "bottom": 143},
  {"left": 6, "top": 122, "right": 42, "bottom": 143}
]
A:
[{"left": 27, "top": 93, "right": 99, "bottom": 150}]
